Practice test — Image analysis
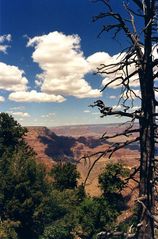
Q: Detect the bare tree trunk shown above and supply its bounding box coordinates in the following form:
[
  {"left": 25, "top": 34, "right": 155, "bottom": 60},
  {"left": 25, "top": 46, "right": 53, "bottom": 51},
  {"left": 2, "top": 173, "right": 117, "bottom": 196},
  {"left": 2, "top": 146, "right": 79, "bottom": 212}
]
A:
[
  {"left": 138, "top": 109, "right": 155, "bottom": 238},
  {"left": 90, "top": 0, "right": 157, "bottom": 237},
  {"left": 137, "top": 2, "right": 155, "bottom": 237}
]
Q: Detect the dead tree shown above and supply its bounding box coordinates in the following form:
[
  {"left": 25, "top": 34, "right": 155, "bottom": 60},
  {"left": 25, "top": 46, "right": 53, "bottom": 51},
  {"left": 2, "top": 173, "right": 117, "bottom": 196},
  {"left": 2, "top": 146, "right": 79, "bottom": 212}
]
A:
[{"left": 86, "top": 0, "right": 158, "bottom": 238}]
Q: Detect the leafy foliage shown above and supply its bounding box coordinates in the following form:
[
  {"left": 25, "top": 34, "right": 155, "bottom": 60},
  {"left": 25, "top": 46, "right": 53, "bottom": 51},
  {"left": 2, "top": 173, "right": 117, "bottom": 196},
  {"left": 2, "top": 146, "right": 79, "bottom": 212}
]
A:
[
  {"left": 40, "top": 188, "right": 83, "bottom": 239},
  {"left": 0, "top": 220, "right": 19, "bottom": 239},
  {"left": 51, "top": 162, "right": 80, "bottom": 190},
  {"left": 99, "top": 163, "right": 129, "bottom": 194},
  {"left": 98, "top": 163, "right": 130, "bottom": 212},
  {"left": 0, "top": 147, "right": 48, "bottom": 239},
  {"left": 76, "top": 197, "right": 119, "bottom": 239},
  {"left": 0, "top": 113, "right": 27, "bottom": 156},
  {"left": 0, "top": 113, "right": 127, "bottom": 239},
  {"left": 40, "top": 221, "right": 73, "bottom": 239}
]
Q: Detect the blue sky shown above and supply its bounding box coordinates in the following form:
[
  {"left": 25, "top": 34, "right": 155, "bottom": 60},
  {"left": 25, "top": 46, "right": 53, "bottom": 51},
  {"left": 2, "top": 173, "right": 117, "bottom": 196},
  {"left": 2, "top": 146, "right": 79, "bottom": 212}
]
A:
[{"left": 0, "top": 0, "right": 141, "bottom": 126}]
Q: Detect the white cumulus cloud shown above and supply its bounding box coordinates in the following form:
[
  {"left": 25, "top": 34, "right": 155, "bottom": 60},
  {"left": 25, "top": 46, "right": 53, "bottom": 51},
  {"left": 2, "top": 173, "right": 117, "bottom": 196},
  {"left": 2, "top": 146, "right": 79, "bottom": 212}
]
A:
[
  {"left": 0, "top": 45, "right": 9, "bottom": 54},
  {"left": 0, "top": 34, "right": 11, "bottom": 53},
  {"left": 121, "top": 89, "right": 141, "bottom": 99},
  {"left": 8, "top": 90, "right": 65, "bottom": 103},
  {"left": 9, "top": 106, "right": 25, "bottom": 111},
  {"left": 0, "top": 62, "right": 28, "bottom": 91},
  {"left": 88, "top": 51, "right": 139, "bottom": 89},
  {"left": 109, "top": 95, "right": 117, "bottom": 99},
  {"left": 0, "top": 96, "right": 5, "bottom": 102},
  {"left": 0, "top": 34, "right": 29, "bottom": 93},
  {"left": 0, "top": 34, "right": 11, "bottom": 43},
  {"left": 41, "top": 113, "right": 55, "bottom": 118},
  {"left": 27, "top": 31, "right": 101, "bottom": 99},
  {"left": 113, "top": 105, "right": 122, "bottom": 110},
  {"left": 83, "top": 110, "right": 91, "bottom": 113},
  {"left": 88, "top": 45, "right": 158, "bottom": 91},
  {"left": 10, "top": 111, "right": 30, "bottom": 117}
]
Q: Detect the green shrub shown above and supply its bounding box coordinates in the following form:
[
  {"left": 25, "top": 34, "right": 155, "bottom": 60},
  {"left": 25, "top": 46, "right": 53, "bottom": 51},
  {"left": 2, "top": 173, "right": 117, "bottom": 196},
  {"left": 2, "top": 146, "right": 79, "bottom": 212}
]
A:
[{"left": 51, "top": 162, "right": 80, "bottom": 190}]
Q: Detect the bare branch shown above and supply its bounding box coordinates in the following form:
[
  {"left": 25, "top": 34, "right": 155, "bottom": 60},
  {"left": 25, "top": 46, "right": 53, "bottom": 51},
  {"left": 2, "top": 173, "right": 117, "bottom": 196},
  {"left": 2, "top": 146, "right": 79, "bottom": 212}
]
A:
[
  {"left": 94, "top": 8, "right": 143, "bottom": 60},
  {"left": 91, "top": 100, "right": 141, "bottom": 119},
  {"left": 97, "top": 230, "right": 136, "bottom": 239},
  {"left": 123, "top": 2, "right": 137, "bottom": 34},
  {"left": 153, "top": 71, "right": 158, "bottom": 79},
  {"left": 101, "top": 69, "right": 139, "bottom": 91},
  {"left": 132, "top": 0, "right": 143, "bottom": 10},
  {"left": 125, "top": 166, "right": 140, "bottom": 184},
  {"left": 137, "top": 198, "right": 158, "bottom": 223},
  {"left": 108, "top": 137, "right": 140, "bottom": 158},
  {"left": 82, "top": 137, "right": 140, "bottom": 185},
  {"left": 101, "top": 128, "right": 140, "bottom": 140}
]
